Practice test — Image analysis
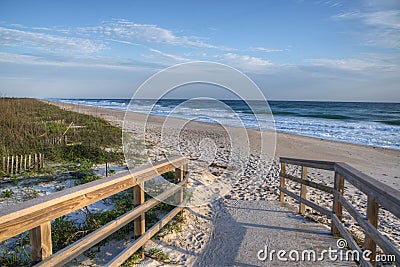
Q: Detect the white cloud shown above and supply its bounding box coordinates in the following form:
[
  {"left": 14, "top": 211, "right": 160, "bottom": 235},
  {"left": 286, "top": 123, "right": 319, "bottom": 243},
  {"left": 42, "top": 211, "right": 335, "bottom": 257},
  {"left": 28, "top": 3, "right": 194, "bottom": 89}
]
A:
[
  {"left": 0, "top": 27, "right": 104, "bottom": 54},
  {"left": 105, "top": 38, "right": 140, "bottom": 46},
  {"left": 332, "top": 10, "right": 400, "bottom": 48},
  {"left": 250, "top": 47, "right": 285, "bottom": 53},
  {"left": 333, "top": 10, "right": 400, "bottom": 29},
  {"left": 78, "top": 19, "right": 232, "bottom": 50},
  {"left": 307, "top": 56, "right": 399, "bottom": 71},
  {"left": 0, "top": 52, "right": 158, "bottom": 71},
  {"left": 217, "top": 53, "right": 274, "bottom": 72},
  {"left": 148, "top": 48, "right": 189, "bottom": 62}
]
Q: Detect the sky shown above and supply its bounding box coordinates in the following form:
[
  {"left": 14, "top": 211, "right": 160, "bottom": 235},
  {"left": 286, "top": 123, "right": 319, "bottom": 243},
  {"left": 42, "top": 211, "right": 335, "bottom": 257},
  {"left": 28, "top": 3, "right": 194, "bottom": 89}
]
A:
[{"left": 0, "top": 0, "right": 399, "bottom": 101}]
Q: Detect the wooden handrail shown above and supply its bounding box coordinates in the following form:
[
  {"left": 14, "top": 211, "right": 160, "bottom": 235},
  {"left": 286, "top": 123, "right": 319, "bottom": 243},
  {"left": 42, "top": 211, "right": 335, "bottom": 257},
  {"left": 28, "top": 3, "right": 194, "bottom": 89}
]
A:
[
  {"left": 334, "top": 162, "right": 400, "bottom": 218},
  {"left": 279, "top": 157, "right": 400, "bottom": 267},
  {"left": 0, "top": 156, "right": 189, "bottom": 266},
  {"left": 280, "top": 157, "right": 335, "bottom": 171}
]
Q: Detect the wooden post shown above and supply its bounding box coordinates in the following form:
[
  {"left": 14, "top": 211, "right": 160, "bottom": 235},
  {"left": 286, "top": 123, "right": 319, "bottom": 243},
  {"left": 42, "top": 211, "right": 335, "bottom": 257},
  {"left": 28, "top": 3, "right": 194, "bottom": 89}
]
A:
[
  {"left": 174, "top": 164, "right": 186, "bottom": 205},
  {"left": 29, "top": 221, "right": 52, "bottom": 264},
  {"left": 64, "top": 135, "right": 67, "bottom": 145},
  {"left": 133, "top": 182, "right": 145, "bottom": 258},
  {"left": 20, "top": 155, "right": 23, "bottom": 171},
  {"left": 279, "top": 162, "right": 286, "bottom": 203},
  {"left": 7, "top": 156, "right": 10, "bottom": 174},
  {"left": 11, "top": 155, "right": 14, "bottom": 175},
  {"left": 2, "top": 157, "right": 5, "bottom": 172},
  {"left": 332, "top": 172, "right": 345, "bottom": 236},
  {"left": 28, "top": 154, "right": 32, "bottom": 169},
  {"left": 39, "top": 153, "right": 44, "bottom": 169},
  {"left": 34, "top": 153, "right": 38, "bottom": 171},
  {"left": 299, "top": 166, "right": 307, "bottom": 215},
  {"left": 24, "top": 155, "right": 27, "bottom": 171},
  {"left": 364, "top": 197, "right": 379, "bottom": 265},
  {"left": 15, "top": 155, "right": 18, "bottom": 174}
]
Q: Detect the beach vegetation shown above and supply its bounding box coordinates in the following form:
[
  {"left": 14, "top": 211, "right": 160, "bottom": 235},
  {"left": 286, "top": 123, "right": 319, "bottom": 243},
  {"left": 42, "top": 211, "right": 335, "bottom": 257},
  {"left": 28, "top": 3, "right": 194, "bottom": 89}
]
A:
[{"left": 0, "top": 189, "right": 14, "bottom": 198}]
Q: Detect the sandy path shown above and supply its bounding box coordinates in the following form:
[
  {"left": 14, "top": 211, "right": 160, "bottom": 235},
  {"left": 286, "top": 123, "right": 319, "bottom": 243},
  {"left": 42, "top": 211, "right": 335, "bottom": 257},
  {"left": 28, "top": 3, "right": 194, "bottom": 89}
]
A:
[{"left": 194, "top": 199, "right": 356, "bottom": 267}]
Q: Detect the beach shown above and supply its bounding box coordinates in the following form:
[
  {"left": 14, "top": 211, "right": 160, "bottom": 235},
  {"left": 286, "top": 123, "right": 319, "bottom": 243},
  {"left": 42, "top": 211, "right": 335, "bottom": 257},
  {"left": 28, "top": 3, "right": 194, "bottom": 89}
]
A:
[
  {"left": 47, "top": 100, "right": 400, "bottom": 266},
  {"left": 49, "top": 100, "right": 400, "bottom": 188}
]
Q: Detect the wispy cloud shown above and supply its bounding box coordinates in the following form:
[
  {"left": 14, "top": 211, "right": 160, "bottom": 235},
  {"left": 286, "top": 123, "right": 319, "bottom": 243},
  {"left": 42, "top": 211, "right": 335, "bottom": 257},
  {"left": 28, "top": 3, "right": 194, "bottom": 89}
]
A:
[
  {"left": 78, "top": 19, "right": 232, "bottom": 50},
  {"left": 307, "top": 55, "right": 399, "bottom": 71},
  {"left": 105, "top": 38, "right": 140, "bottom": 46},
  {"left": 249, "top": 47, "right": 286, "bottom": 53},
  {"left": 0, "top": 27, "right": 104, "bottom": 54},
  {"left": 332, "top": 10, "right": 400, "bottom": 48},
  {"left": 148, "top": 48, "right": 189, "bottom": 62},
  {"left": 0, "top": 52, "right": 159, "bottom": 71},
  {"left": 217, "top": 53, "right": 274, "bottom": 72}
]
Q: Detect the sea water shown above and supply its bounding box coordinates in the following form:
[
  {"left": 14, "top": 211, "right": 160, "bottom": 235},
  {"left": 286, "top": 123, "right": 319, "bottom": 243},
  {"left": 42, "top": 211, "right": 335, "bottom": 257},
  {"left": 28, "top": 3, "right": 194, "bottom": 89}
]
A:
[{"left": 49, "top": 98, "right": 400, "bottom": 150}]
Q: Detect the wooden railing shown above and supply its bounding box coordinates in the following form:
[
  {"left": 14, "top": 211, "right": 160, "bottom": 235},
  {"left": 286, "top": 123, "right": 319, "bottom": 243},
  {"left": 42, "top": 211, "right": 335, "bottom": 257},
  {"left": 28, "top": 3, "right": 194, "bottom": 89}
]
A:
[
  {"left": 279, "top": 157, "right": 400, "bottom": 266},
  {"left": 0, "top": 156, "right": 188, "bottom": 266}
]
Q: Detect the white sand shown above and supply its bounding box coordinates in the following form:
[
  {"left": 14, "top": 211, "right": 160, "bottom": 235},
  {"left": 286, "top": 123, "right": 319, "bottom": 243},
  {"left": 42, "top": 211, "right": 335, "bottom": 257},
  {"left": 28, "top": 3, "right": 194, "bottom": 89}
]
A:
[{"left": 47, "top": 101, "right": 400, "bottom": 266}]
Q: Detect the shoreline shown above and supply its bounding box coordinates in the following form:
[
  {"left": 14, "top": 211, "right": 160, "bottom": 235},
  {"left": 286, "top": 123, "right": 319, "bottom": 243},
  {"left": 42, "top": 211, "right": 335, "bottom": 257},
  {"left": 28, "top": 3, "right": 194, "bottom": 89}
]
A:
[
  {"left": 46, "top": 99, "right": 400, "bottom": 190},
  {"left": 45, "top": 98, "right": 400, "bottom": 151},
  {"left": 44, "top": 99, "right": 400, "bottom": 152}
]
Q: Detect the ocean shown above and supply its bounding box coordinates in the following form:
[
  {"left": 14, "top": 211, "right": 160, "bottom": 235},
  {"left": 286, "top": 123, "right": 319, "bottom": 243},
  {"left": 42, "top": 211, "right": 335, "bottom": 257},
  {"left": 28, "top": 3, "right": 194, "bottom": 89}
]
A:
[{"left": 49, "top": 99, "right": 400, "bottom": 150}]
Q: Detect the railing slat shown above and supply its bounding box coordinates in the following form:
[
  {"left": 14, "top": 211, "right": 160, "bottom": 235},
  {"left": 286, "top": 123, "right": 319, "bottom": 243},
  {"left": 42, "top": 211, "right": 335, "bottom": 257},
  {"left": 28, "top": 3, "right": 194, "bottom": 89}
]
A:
[
  {"left": 336, "top": 193, "right": 400, "bottom": 265},
  {"left": 299, "top": 166, "right": 308, "bottom": 215},
  {"left": 279, "top": 162, "right": 286, "bottom": 203},
  {"left": 279, "top": 157, "right": 400, "bottom": 267},
  {"left": 35, "top": 177, "right": 188, "bottom": 267},
  {"left": 279, "top": 157, "right": 335, "bottom": 170},
  {"left": 335, "top": 162, "right": 400, "bottom": 218},
  {"left": 280, "top": 172, "right": 334, "bottom": 194},
  {"left": 133, "top": 181, "right": 145, "bottom": 259},
  {"left": 331, "top": 214, "right": 372, "bottom": 267},
  {"left": 332, "top": 172, "right": 344, "bottom": 236},
  {"left": 0, "top": 156, "right": 188, "bottom": 242},
  {"left": 30, "top": 222, "right": 52, "bottom": 264},
  {"left": 279, "top": 187, "right": 332, "bottom": 218},
  {"left": 106, "top": 206, "right": 183, "bottom": 267}
]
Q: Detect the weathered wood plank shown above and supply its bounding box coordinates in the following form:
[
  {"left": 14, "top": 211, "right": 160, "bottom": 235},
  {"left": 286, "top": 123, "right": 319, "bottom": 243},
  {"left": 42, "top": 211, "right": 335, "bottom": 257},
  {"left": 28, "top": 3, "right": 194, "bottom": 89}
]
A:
[
  {"left": 134, "top": 157, "right": 188, "bottom": 183},
  {"left": 336, "top": 193, "right": 400, "bottom": 265},
  {"left": 364, "top": 197, "right": 379, "bottom": 265},
  {"left": 133, "top": 182, "right": 145, "bottom": 259},
  {"left": 331, "top": 214, "right": 372, "bottom": 267},
  {"left": 279, "top": 163, "right": 286, "bottom": 203},
  {"left": 0, "top": 156, "right": 188, "bottom": 241},
  {"left": 335, "top": 162, "right": 400, "bottom": 218},
  {"left": 279, "top": 187, "right": 331, "bottom": 218},
  {"left": 34, "top": 178, "right": 187, "bottom": 267},
  {"left": 299, "top": 166, "right": 307, "bottom": 215},
  {"left": 332, "top": 173, "right": 344, "bottom": 236},
  {"left": 106, "top": 206, "right": 184, "bottom": 267},
  {"left": 280, "top": 172, "right": 334, "bottom": 194},
  {"left": 279, "top": 157, "right": 335, "bottom": 170},
  {"left": 0, "top": 177, "right": 135, "bottom": 241},
  {"left": 30, "top": 222, "right": 52, "bottom": 263},
  {"left": 174, "top": 164, "right": 186, "bottom": 205}
]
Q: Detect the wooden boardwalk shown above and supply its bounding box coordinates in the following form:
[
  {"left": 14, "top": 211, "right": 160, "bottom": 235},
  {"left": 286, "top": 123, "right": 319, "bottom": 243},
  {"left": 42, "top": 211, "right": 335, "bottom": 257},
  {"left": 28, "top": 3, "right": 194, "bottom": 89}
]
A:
[{"left": 194, "top": 199, "right": 356, "bottom": 267}]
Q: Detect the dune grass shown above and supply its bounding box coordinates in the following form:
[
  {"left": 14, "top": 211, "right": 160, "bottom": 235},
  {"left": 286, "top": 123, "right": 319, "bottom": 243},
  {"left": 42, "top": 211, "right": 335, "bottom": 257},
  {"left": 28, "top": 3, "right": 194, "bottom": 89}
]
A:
[{"left": 0, "top": 98, "right": 123, "bottom": 166}]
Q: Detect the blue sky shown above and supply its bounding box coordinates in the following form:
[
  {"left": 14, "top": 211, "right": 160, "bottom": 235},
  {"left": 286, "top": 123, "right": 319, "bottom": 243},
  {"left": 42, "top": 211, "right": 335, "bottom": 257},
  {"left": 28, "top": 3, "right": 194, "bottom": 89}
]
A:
[{"left": 0, "top": 0, "right": 399, "bottom": 101}]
